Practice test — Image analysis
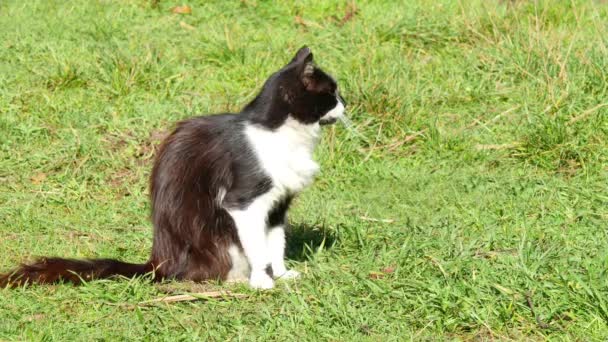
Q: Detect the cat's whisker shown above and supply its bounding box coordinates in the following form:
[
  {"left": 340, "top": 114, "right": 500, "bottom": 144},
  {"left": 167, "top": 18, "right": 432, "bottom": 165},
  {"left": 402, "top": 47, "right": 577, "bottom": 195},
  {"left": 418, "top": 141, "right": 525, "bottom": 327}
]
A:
[
  {"left": 338, "top": 116, "right": 371, "bottom": 145},
  {"left": 337, "top": 115, "right": 353, "bottom": 127}
]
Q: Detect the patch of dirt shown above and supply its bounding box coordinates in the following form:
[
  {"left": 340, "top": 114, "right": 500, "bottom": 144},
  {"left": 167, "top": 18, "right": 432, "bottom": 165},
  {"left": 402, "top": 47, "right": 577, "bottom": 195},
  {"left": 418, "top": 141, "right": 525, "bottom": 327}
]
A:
[
  {"left": 108, "top": 168, "right": 137, "bottom": 189},
  {"left": 103, "top": 128, "right": 169, "bottom": 190},
  {"left": 337, "top": 1, "right": 358, "bottom": 27},
  {"left": 557, "top": 158, "right": 581, "bottom": 178},
  {"left": 101, "top": 132, "right": 134, "bottom": 153},
  {"left": 136, "top": 129, "right": 169, "bottom": 165}
]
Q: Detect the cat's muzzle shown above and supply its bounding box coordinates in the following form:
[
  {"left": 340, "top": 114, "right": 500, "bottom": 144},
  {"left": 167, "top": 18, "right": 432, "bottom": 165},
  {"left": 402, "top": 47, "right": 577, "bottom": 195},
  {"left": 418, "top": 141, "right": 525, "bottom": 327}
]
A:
[{"left": 319, "top": 117, "right": 338, "bottom": 125}]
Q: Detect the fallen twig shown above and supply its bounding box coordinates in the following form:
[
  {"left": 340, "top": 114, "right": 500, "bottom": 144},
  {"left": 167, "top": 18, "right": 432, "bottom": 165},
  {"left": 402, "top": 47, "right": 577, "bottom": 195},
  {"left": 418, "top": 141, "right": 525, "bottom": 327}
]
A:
[
  {"left": 139, "top": 291, "right": 246, "bottom": 305},
  {"left": 179, "top": 21, "right": 196, "bottom": 31},
  {"left": 374, "top": 129, "right": 426, "bottom": 154},
  {"left": 425, "top": 256, "right": 447, "bottom": 278},
  {"left": 294, "top": 16, "right": 323, "bottom": 29},
  {"left": 463, "top": 106, "right": 520, "bottom": 131},
  {"left": 567, "top": 103, "right": 608, "bottom": 125},
  {"left": 359, "top": 216, "right": 395, "bottom": 224},
  {"left": 474, "top": 142, "right": 521, "bottom": 151},
  {"left": 171, "top": 5, "right": 192, "bottom": 14},
  {"left": 525, "top": 291, "right": 551, "bottom": 329}
]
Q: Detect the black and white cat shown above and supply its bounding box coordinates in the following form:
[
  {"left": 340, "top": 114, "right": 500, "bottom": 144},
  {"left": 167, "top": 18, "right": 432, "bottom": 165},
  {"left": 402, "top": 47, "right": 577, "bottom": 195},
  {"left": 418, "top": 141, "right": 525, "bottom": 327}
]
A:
[{"left": 0, "top": 46, "right": 345, "bottom": 289}]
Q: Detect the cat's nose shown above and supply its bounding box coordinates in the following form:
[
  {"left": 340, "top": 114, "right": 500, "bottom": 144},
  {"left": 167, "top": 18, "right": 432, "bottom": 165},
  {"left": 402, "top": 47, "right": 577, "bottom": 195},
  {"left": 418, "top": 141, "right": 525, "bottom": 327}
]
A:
[{"left": 337, "top": 93, "right": 346, "bottom": 107}]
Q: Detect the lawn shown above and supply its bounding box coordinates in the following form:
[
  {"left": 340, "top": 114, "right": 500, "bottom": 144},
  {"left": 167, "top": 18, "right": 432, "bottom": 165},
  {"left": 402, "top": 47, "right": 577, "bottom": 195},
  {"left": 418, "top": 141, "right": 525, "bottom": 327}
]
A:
[{"left": 1, "top": 0, "right": 608, "bottom": 340}]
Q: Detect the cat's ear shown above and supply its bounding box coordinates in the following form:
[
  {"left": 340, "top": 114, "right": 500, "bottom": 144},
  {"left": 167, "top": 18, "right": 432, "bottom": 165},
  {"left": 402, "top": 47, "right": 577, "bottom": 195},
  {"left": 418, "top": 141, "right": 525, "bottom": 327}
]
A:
[
  {"left": 290, "top": 46, "right": 322, "bottom": 91},
  {"left": 291, "top": 46, "right": 313, "bottom": 64},
  {"left": 300, "top": 63, "right": 316, "bottom": 90},
  {"left": 290, "top": 46, "right": 318, "bottom": 90}
]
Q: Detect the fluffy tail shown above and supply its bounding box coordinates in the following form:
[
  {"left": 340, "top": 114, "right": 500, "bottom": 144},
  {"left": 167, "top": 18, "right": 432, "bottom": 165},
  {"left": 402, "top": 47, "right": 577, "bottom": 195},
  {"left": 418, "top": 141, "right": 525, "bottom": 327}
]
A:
[{"left": 0, "top": 257, "right": 154, "bottom": 288}]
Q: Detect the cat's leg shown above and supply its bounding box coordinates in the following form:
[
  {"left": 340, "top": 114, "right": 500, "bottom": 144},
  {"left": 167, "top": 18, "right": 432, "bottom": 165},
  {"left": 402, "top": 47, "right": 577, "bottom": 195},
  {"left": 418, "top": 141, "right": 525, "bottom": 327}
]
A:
[
  {"left": 229, "top": 208, "right": 274, "bottom": 289},
  {"left": 225, "top": 244, "right": 250, "bottom": 283},
  {"left": 267, "top": 225, "right": 300, "bottom": 280}
]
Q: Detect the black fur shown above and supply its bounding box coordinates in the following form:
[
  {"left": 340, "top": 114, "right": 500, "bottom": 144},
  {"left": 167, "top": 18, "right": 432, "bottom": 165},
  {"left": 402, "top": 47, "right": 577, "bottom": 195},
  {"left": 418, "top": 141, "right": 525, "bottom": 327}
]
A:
[{"left": 267, "top": 196, "right": 293, "bottom": 227}]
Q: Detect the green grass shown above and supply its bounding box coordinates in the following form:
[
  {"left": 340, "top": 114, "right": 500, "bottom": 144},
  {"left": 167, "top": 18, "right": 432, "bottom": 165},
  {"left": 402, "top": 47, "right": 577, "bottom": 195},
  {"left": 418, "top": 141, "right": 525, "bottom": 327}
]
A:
[{"left": 1, "top": 0, "right": 608, "bottom": 340}]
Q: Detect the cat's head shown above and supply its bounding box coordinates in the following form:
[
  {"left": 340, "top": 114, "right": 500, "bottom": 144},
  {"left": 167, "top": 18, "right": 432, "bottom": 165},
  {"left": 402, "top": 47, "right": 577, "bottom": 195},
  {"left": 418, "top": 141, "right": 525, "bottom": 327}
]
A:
[{"left": 246, "top": 46, "right": 346, "bottom": 128}]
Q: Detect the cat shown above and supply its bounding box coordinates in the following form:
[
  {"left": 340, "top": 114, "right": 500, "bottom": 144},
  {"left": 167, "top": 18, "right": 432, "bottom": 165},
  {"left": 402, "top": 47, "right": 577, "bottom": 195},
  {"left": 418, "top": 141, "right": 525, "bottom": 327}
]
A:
[{"left": 0, "top": 46, "right": 345, "bottom": 289}]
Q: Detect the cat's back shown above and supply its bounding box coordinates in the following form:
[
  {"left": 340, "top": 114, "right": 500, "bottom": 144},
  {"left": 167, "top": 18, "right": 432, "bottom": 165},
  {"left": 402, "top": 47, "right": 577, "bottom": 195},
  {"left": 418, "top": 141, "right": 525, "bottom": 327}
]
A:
[
  {"left": 151, "top": 113, "right": 246, "bottom": 193},
  {"left": 159, "top": 113, "right": 245, "bottom": 156},
  {"left": 178, "top": 112, "right": 244, "bottom": 137}
]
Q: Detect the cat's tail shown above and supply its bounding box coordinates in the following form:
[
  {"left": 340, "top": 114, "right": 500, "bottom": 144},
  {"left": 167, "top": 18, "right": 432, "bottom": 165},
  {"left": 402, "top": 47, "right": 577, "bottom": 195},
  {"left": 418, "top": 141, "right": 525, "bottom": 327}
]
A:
[{"left": 0, "top": 257, "right": 154, "bottom": 288}]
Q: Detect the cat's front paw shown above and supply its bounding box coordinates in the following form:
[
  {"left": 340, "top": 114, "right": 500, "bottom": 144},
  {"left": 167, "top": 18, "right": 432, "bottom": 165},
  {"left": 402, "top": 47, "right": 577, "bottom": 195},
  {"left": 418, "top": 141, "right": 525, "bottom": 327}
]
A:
[
  {"left": 249, "top": 272, "right": 274, "bottom": 289},
  {"left": 277, "top": 269, "right": 300, "bottom": 280}
]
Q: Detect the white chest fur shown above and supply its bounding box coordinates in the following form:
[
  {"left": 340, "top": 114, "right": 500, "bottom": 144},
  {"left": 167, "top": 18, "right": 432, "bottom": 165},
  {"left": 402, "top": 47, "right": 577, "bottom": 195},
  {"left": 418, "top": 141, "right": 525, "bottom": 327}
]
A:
[{"left": 245, "top": 117, "right": 320, "bottom": 194}]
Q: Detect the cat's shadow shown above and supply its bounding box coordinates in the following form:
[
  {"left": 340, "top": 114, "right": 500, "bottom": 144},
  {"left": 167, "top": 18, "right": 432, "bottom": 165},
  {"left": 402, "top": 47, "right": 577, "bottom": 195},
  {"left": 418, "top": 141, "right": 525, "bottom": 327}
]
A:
[{"left": 285, "top": 223, "right": 336, "bottom": 261}]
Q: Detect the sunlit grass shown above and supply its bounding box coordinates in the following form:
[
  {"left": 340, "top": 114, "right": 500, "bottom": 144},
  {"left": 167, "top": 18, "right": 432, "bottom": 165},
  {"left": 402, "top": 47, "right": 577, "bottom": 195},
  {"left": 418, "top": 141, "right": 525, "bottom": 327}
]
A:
[{"left": 1, "top": 0, "right": 607, "bottom": 339}]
